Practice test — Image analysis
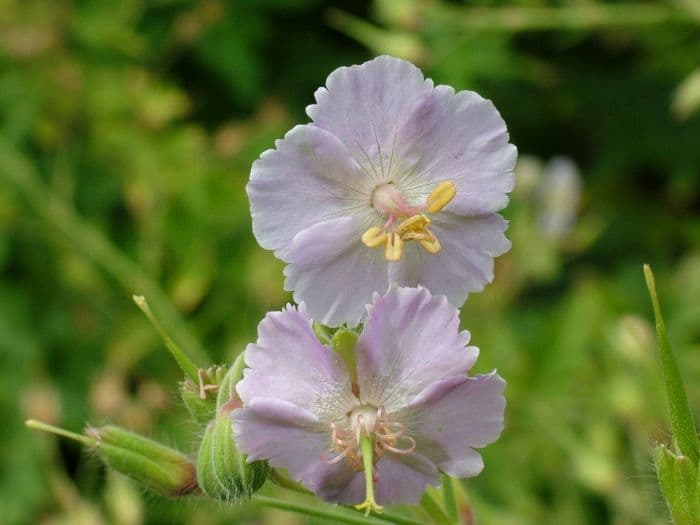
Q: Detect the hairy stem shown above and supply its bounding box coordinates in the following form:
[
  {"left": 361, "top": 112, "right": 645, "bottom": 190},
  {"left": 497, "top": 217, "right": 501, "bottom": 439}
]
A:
[
  {"left": 133, "top": 295, "right": 200, "bottom": 382},
  {"left": 644, "top": 265, "right": 698, "bottom": 464},
  {"left": 26, "top": 420, "right": 95, "bottom": 447}
]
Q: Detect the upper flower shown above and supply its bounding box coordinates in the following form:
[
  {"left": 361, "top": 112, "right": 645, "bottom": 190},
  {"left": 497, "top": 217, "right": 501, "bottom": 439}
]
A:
[
  {"left": 232, "top": 286, "right": 506, "bottom": 508},
  {"left": 248, "top": 55, "right": 517, "bottom": 326}
]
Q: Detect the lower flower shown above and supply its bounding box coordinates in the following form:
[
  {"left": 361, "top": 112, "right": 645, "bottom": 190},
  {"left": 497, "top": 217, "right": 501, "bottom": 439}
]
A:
[{"left": 232, "top": 286, "right": 505, "bottom": 508}]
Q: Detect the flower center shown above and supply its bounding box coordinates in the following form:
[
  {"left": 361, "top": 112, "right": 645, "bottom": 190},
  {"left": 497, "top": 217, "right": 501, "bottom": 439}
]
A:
[
  {"left": 362, "top": 181, "right": 456, "bottom": 261},
  {"left": 322, "top": 405, "right": 415, "bottom": 516},
  {"left": 322, "top": 405, "right": 415, "bottom": 470}
]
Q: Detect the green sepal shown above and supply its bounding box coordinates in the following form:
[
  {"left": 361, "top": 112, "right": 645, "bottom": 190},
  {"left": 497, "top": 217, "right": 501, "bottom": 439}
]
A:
[
  {"left": 332, "top": 327, "right": 359, "bottom": 386},
  {"left": 217, "top": 354, "right": 246, "bottom": 408},
  {"left": 180, "top": 364, "right": 229, "bottom": 424}
]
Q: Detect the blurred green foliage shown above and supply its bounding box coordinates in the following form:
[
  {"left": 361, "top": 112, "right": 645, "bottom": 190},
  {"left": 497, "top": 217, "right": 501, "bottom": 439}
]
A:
[{"left": 1, "top": 0, "right": 700, "bottom": 524}]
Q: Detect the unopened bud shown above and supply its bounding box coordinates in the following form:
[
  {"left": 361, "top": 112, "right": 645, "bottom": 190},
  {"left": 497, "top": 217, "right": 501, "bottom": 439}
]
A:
[
  {"left": 26, "top": 419, "right": 197, "bottom": 498},
  {"left": 196, "top": 360, "right": 270, "bottom": 501},
  {"left": 655, "top": 444, "right": 699, "bottom": 524},
  {"left": 88, "top": 425, "right": 198, "bottom": 498}
]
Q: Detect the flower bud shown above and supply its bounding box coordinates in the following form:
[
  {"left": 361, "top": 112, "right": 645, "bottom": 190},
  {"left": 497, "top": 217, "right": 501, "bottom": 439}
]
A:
[
  {"left": 196, "top": 361, "right": 270, "bottom": 501},
  {"left": 655, "top": 444, "right": 699, "bottom": 525},
  {"left": 27, "top": 420, "right": 197, "bottom": 498},
  {"left": 196, "top": 409, "right": 270, "bottom": 501},
  {"left": 88, "top": 425, "right": 198, "bottom": 498}
]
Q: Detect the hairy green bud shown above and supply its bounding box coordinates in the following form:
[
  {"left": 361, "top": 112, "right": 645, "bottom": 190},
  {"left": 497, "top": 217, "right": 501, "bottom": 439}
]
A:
[
  {"left": 196, "top": 360, "right": 269, "bottom": 501},
  {"left": 26, "top": 419, "right": 197, "bottom": 498},
  {"left": 655, "top": 444, "right": 700, "bottom": 525},
  {"left": 88, "top": 425, "right": 198, "bottom": 498}
]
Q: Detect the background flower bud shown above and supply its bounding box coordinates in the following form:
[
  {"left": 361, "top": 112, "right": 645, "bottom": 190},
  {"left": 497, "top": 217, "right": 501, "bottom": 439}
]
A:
[
  {"left": 196, "top": 362, "right": 270, "bottom": 502},
  {"left": 87, "top": 425, "right": 197, "bottom": 498}
]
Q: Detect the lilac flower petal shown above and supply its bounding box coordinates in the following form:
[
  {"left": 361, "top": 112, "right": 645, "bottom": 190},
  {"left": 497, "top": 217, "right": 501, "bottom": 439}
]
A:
[
  {"left": 237, "top": 304, "right": 355, "bottom": 419},
  {"left": 247, "top": 124, "right": 371, "bottom": 260},
  {"left": 375, "top": 453, "right": 440, "bottom": 505},
  {"left": 232, "top": 399, "right": 358, "bottom": 498},
  {"left": 284, "top": 216, "right": 390, "bottom": 327},
  {"left": 389, "top": 213, "right": 510, "bottom": 307},
  {"left": 307, "top": 56, "right": 432, "bottom": 176},
  {"left": 356, "top": 287, "right": 478, "bottom": 412},
  {"left": 406, "top": 372, "right": 506, "bottom": 478},
  {"left": 395, "top": 85, "right": 516, "bottom": 215}
]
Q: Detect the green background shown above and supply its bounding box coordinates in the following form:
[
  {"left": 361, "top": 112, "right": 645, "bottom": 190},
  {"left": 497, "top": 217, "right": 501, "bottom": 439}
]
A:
[{"left": 1, "top": 1, "right": 699, "bottom": 524}]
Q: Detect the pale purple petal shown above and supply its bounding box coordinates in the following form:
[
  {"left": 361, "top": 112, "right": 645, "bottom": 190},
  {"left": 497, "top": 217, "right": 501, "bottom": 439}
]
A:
[
  {"left": 247, "top": 124, "right": 371, "bottom": 260},
  {"left": 395, "top": 85, "right": 516, "bottom": 215},
  {"left": 403, "top": 372, "right": 506, "bottom": 478},
  {"left": 307, "top": 55, "right": 432, "bottom": 177},
  {"left": 232, "top": 399, "right": 358, "bottom": 499},
  {"left": 237, "top": 304, "right": 356, "bottom": 420},
  {"left": 356, "top": 287, "right": 478, "bottom": 411},
  {"left": 374, "top": 453, "right": 440, "bottom": 505},
  {"left": 389, "top": 212, "right": 510, "bottom": 306},
  {"left": 283, "top": 216, "right": 390, "bottom": 327}
]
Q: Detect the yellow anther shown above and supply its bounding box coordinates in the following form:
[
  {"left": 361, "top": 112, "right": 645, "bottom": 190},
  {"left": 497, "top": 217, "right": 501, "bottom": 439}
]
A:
[
  {"left": 384, "top": 233, "right": 403, "bottom": 261},
  {"left": 426, "top": 181, "right": 456, "bottom": 213},
  {"left": 417, "top": 233, "right": 441, "bottom": 254},
  {"left": 396, "top": 214, "right": 442, "bottom": 255},
  {"left": 361, "top": 226, "right": 388, "bottom": 248},
  {"left": 396, "top": 214, "right": 430, "bottom": 235}
]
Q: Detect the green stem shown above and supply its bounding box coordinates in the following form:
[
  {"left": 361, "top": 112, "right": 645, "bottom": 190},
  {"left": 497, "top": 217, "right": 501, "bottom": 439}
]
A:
[
  {"left": 132, "top": 295, "right": 199, "bottom": 382},
  {"left": 268, "top": 469, "right": 312, "bottom": 495},
  {"left": 255, "top": 495, "right": 422, "bottom": 525},
  {"left": 643, "top": 265, "right": 698, "bottom": 464},
  {"left": 269, "top": 470, "right": 422, "bottom": 525},
  {"left": 0, "top": 138, "right": 209, "bottom": 366},
  {"left": 429, "top": 3, "right": 695, "bottom": 32},
  {"left": 420, "top": 490, "right": 452, "bottom": 525},
  {"left": 26, "top": 420, "right": 95, "bottom": 447},
  {"left": 440, "top": 474, "right": 458, "bottom": 522}
]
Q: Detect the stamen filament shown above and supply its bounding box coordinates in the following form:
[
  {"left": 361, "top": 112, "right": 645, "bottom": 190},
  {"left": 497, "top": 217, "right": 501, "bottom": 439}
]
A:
[
  {"left": 355, "top": 435, "right": 384, "bottom": 515},
  {"left": 380, "top": 436, "right": 416, "bottom": 455}
]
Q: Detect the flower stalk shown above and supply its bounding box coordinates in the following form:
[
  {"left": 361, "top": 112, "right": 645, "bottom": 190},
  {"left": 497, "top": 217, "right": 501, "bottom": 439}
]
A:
[{"left": 133, "top": 294, "right": 200, "bottom": 383}]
